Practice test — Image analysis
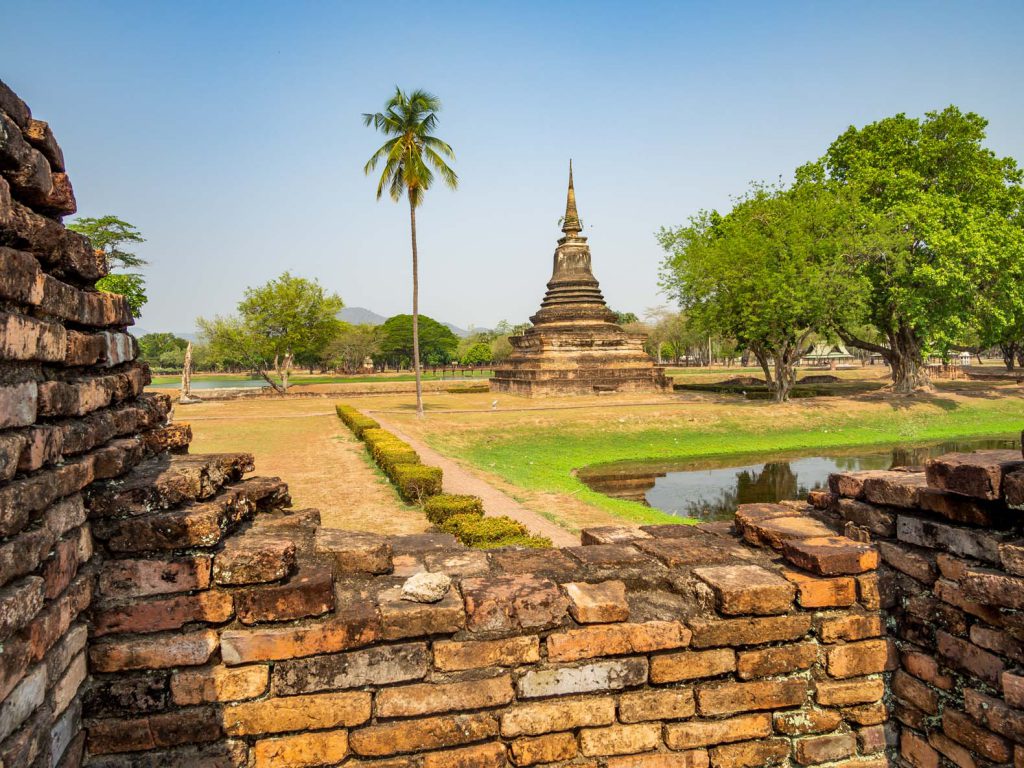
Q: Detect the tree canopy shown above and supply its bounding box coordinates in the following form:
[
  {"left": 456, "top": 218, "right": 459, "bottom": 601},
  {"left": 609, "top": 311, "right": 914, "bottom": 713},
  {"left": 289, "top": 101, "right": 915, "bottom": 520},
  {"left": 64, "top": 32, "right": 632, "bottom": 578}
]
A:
[
  {"left": 378, "top": 314, "right": 458, "bottom": 367},
  {"left": 67, "top": 215, "right": 148, "bottom": 317},
  {"left": 198, "top": 272, "right": 343, "bottom": 391}
]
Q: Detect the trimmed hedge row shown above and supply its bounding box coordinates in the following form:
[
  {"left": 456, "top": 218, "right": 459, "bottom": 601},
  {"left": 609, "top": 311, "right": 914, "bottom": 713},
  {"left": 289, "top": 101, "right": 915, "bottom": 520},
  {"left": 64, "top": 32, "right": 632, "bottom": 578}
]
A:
[{"left": 336, "top": 403, "right": 550, "bottom": 549}]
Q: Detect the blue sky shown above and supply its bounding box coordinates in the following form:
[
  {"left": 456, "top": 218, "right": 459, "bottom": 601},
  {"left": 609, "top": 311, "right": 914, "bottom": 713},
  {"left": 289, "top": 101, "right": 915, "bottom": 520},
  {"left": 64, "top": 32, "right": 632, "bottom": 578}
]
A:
[{"left": 5, "top": 1, "right": 1023, "bottom": 334}]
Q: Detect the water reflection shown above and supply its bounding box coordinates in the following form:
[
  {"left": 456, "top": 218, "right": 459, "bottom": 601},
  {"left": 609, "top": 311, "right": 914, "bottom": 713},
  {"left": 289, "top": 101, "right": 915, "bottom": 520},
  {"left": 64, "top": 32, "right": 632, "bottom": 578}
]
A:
[{"left": 578, "top": 436, "right": 1020, "bottom": 521}]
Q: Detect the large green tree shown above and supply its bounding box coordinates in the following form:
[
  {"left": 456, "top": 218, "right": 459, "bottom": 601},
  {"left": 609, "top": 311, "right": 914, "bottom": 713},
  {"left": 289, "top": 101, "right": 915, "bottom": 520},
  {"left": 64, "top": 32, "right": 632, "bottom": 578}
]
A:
[
  {"left": 324, "top": 323, "right": 382, "bottom": 372},
  {"left": 810, "top": 106, "right": 1024, "bottom": 391},
  {"left": 67, "top": 215, "right": 147, "bottom": 317},
  {"left": 659, "top": 183, "right": 867, "bottom": 401},
  {"left": 198, "top": 272, "right": 343, "bottom": 392},
  {"left": 363, "top": 87, "right": 458, "bottom": 417},
  {"left": 137, "top": 332, "right": 189, "bottom": 370},
  {"left": 378, "top": 314, "right": 458, "bottom": 368}
]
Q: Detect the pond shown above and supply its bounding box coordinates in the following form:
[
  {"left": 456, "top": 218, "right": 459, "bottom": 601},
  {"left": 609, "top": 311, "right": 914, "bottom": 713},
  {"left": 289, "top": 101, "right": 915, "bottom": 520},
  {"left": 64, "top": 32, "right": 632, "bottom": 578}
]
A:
[
  {"left": 150, "top": 378, "right": 269, "bottom": 390},
  {"left": 578, "top": 435, "right": 1021, "bottom": 522}
]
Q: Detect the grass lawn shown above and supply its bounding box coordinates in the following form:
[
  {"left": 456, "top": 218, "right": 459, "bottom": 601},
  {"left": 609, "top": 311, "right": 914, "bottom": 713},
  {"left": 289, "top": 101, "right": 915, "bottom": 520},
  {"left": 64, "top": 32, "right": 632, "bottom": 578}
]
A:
[
  {"left": 349, "top": 370, "right": 1024, "bottom": 533},
  {"left": 150, "top": 370, "right": 493, "bottom": 386}
]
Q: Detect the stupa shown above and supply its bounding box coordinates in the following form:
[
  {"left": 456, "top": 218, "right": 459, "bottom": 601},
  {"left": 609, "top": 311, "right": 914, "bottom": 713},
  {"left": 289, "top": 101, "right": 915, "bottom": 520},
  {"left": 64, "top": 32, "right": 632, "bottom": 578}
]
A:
[{"left": 490, "top": 164, "right": 669, "bottom": 396}]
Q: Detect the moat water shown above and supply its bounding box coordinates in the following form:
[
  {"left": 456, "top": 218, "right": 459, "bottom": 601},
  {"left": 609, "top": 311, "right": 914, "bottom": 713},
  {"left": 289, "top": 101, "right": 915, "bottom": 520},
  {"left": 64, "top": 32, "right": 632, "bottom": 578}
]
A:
[{"left": 578, "top": 435, "right": 1021, "bottom": 521}]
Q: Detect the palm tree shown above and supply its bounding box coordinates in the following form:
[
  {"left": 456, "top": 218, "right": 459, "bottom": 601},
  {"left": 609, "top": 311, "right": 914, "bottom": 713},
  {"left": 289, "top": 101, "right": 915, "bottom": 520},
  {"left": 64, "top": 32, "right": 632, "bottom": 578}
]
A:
[{"left": 363, "top": 88, "right": 458, "bottom": 417}]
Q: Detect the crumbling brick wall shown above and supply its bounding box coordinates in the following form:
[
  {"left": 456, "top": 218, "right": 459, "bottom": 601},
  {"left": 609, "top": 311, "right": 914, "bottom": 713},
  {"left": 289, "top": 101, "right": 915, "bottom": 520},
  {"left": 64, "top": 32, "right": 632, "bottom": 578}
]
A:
[{"left": 821, "top": 449, "right": 1024, "bottom": 767}]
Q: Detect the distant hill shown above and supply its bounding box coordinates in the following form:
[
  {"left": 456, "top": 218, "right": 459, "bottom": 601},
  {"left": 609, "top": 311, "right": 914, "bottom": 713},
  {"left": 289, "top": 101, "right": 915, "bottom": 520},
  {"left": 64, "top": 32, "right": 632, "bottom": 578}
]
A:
[
  {"left": 337, "top": 307, "right": 387, "bottom": 326},
  {"left": 338, "top": 307, "right": 475, "bottom": 338}
]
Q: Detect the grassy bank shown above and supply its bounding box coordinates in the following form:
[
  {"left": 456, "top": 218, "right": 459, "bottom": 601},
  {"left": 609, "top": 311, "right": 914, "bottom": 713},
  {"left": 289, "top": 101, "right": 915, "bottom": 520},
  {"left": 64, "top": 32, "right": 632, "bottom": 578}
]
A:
[
  {"left": 151, "top": 370, "right": 494, "bottom": 387},
  {"left": 369, "top": 383, "right": 1024, "bottom": 529}
]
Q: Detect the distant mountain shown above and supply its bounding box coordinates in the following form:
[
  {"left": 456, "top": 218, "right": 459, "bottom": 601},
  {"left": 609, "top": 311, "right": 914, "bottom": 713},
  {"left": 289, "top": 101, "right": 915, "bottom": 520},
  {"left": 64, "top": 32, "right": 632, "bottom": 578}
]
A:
[
  {"left": 338, "top": 307, "right": 478, "bottom": 338},
  {"left": 337, "top": 307, "right": 387, "bottom": 326}
]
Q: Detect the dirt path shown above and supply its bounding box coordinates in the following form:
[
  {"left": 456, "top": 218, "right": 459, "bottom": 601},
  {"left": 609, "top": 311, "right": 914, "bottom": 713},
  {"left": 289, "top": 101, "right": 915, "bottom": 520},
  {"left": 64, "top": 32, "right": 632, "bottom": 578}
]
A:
[
  {"left": 178, "top": 399, "right": 428, "bottom": 535},
  {"left": 371, "top": 413, "right": 579, "bottom": 547}
]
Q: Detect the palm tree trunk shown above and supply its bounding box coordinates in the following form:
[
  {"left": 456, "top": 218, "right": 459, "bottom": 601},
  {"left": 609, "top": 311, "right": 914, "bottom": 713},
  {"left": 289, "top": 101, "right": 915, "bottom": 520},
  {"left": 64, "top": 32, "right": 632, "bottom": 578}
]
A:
[{"left": 409, "top": 195, "right": 424, "bottom": 417}]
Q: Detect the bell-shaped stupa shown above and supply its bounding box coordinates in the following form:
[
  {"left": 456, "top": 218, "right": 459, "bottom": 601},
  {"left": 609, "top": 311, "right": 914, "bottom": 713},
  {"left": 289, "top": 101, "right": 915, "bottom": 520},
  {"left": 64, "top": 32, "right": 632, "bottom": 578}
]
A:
[{"left": 490, "top": 164, "right": 669, "bottom": 396}]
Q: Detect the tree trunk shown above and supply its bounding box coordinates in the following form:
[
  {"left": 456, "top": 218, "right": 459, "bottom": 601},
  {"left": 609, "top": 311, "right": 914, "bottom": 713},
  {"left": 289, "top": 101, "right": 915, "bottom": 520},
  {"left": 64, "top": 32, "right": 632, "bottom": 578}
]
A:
[
  {"left": 838, "top": 321, "right": 929, "bottom": 394},
  {"left": 409, "top": 194, "right": 424, "bottom": 417},
  {"left": 1000, "top": 342, "right": 1019, "bottom": 371},
  {"left": 282, "top": 352, "right": 292, "bottom": 393}
]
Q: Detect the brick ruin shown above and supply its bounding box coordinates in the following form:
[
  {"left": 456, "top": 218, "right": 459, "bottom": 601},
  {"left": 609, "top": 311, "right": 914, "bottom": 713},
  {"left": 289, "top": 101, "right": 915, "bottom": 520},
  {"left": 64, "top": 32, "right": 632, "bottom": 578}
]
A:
[{"left": 1, "top": 79, "right": 1024, "bottom": 768}]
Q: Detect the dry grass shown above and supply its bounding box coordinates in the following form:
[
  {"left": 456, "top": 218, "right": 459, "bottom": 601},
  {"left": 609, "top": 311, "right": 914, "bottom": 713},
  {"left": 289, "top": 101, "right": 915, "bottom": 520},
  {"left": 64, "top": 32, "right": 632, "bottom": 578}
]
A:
[{"left": 175, "top": 397, "right": 427, "bottom": 534}]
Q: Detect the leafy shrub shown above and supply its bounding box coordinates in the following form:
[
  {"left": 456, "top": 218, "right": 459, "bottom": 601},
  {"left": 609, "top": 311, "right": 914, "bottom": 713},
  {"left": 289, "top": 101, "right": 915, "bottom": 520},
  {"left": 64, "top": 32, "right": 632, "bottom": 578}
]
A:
[
  {"left": 476, "top": 534, "right": 552, "bottom": 549},
  {"left": 335, "top": 404, "right": 379, "bottom": 437},
  {"left": 424, "top": 494, "right": 484, "bottom": 525},
  {"left": 441, "top": 514, "right": 527, "bottom": 546},
  {"left": 392, "top": 464, "right": 443, "bottom": 502}
]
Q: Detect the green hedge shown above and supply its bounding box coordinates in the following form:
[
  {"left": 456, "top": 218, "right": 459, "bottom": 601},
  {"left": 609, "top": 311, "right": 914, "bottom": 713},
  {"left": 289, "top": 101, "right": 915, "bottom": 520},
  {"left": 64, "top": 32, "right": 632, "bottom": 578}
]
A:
[
  {"left": 440, "top": 513, "right": 525, "bottom": 545},
  {"left": 335, "top": 404, "right": 379, "bottom": 438},
  {"left": 475, "top": 534, "right": 552, "bottom": 549},
  {"left": 392, "top": 464, "right": 443, "bottom": 503},
  {"left": 424, "top": 494, "right": 484, "bottom": 525}
]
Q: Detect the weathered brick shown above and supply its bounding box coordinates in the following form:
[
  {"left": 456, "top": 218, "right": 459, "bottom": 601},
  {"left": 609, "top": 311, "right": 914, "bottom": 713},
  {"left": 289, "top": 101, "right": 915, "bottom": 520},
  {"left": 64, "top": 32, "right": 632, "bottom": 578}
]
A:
[
  {"left": 223, "top": 690, "right": 370, "bottom": 735},
  {"left": 902, "top": 650, "right": 953, "bottom": 690},
  {"left": 86, "top": 707, "right": 222, "bottom": 755},
  {"left": 511, "top": 732, "right": 577, "bottom": 765},
  {"left": 252, "top": 730, "right": 348, "bottom": 768},
  {"left": 315, "top": 528, "right": 392, "bottom": 574},
  {"left": 619, "top": 688, "right": 696, "bottom": 722},
  {"left": 579, "top": 723, "right": 660, "bottom": 756},
  {"left": 697, "top": 678, "right": 806, "bottom": 715},
  {"left": 782, "top": 569, "right": 856, "bottom": 608},
  {"left": 737, "top": 641, "right": 816, "bottom": 679},
  {"left": 89, "top": 629, "right": 219, "bottom": 672},
  {"left": 461, "top": 574, "right": 568, "bottom": 633},
  {"left": 891, "top": 669, "right": 938, "bottom": 714},
  {"left": 0, "top": 381, "right": 37, "bottom": 429},
  {"left": 861, "top": 470, "right": 926, "bottom": 508},
  {"left": 434, "top": 635, "right": 540, "bottom": 671},
  {"left": 693, "top": 564, "right": 795, "bottom": 615},
  {"left": 773, "top": 708, "right": 842, "bottom": 735},
  {"left": 563, "top": 580, "right": 629, "bottom": 623},
  {"left": 650, "top": 649, "right": 735, "bottom": 683},
  {"left": 547, "top": 620, "right": 690, "bottom": 662},
  {"left": 826, "top": 638, "right": 889, "bottom": 678},
  {"left": 965, "top": 688, "right": 1024, "bottom": 742},
  {"left": 943, "top": 708, "right": 1012, "bottom": 762},
  {"left": 689, "top": 614, "right": 811, "bottom": 648},
  {"left": 835, "top": 498, "right": 896, "bottom": 537},
  {"left": 816, "top": 613, "right": 882, "bottom": 642},
  {"left": 422, "top": 742, "right": 506, "bottom": 768},
  {"left": 517, "top": 657, "right": 647, "bottom": 698},
  {"left": 0, "top": 575, "right": 44, "bottom": 640},
  {"left": 708, "top": 737, "right": 790, "bottom": 768},
  {"left": 0, "top": 664, "right": 44, "bottom": 743},
  {"left": 97, "top": 555, "right": 212, "bottom": 599},
  {"left": 793, "top": 732, "right": 856, "bottom": 765},
  {"left": 376, "top": 673, "right": 514, "bottom": 717},
  {"left": 937, "top": 629, "right": 1004, "bottom": 686},
  {"left": 877, "top": 540, "right": 937, "bottom": 584},
  {"left": 815, "top": 676, "right": 884, "bottom": 706},
  {"left": 608, "top": 753, "right": 709, "bottom": 768},
  {"left": 900, "top": 730, "right": 939, "bottom": 768},
  {"left": 897, "top": 514, "right": 1003, "bottom": 562},
  {"left": 376, "top": 582, "right": 465, "bottom": 639},
  {"left": 272, "top": 641, "right": 428, "bottom": 695},
  {"left": 501, "top": 697, "right": 615, "bottom": 737},
  {"left": 213, "top": 533, "right": 295, "bottom": 585},
  {"left": 0, "top": 311, "right": 66, "bottom": 362},
  {"left": 841, "top": 700, "right": 888, "bottom": 726},
  {"left": 221, "top": 606, "right": 379, "bottom": 665},
  {"left": 92, "top": 590, "right": 233, "bottom": 636},
  {"left": 52, "top": 650, "right": 86, "bottom": 716},
  {"left": 782, "top": 535, "right": 878, "bottom": 575},
  {"left": 235, "top": 563, "right": 335, "bottom": 625},
  {"left": 926, "top": 449, "right": 1024, "bottom": 500},
  {"left": 170, "top": 663, "right": 269, "bottom": 705},
  {"left": 349, "top": 713, "right": 499, "bottom": 757}
]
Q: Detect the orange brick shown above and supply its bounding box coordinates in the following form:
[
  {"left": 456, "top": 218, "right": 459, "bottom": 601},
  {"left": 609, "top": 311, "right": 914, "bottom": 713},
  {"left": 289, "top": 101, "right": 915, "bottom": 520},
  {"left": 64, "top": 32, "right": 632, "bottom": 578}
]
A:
[
  {"left": 89, "top": 629, "right": 218, "bottom": 672},
  {"left": 650, "top": 649, "right": 735, "bottom": 683},
  {"left": 816, "top": 677, "right": 885, "bottom": 706},
  {"left": 253, "top": 729, "right": 348, "bottom": 768},
  {"left": 619, "top": 688, "right": 696, "bottom": 722},
  {"left": 901, "top": 730, "right": 939, "bottom": 768},
  {"left": 773, "top": 708, "right": 841, "bottom": 735},
  {"left": 737, "top": 642, "right": 816, "bottom": 679},
  {"left": 709, "top": 737, "right": 790, "bottom": 767},
  {"left": 826, "top": 639, "right": 889, "bottom": 678},
  {"left": 579, "top": 724, "right": 660, "bottom": 756},
  {"left": 511, "top": 732, "right": 577, "bottom": 765},
  {"left": 689, "top": 615, "right": 810, "bottom": 648},
  {"left": 782, "top": 569, "right": 856, "bottom": 608},
  {"left": 422, "top": 742, "right": 506, "bottom": 768},
  {"left": 546, "top": 621, "right": 690, "bottom": 662},
  {"left": 816, "top": 613, "right": 882, "bottom": 643},
  {"left": 171, "top": 663, "right": 268, "bottom": 705},
  {"left": 664, "top": 714, "right": 771, "bottom": 749},
  {"left": 350, "top": 713, "right": 499, "bottom": 757},
  {"left": 433, "top": 636, "right": 539, "bottom": 671},
  {"left": 223, "top": 691, "right": 371, "bottom": 735},
  {"left": 608, "top": 754, "right": 709, "bottom": 768},
  {"left": 794, "top": 732, "right": 856, "bottom": 764},
  {"left": 501, "top": 697, "right": 615, "bottom": 737},
  {"left": 697, "top": 679, "right": 806, "bottom": 716},
  {"left": 376, "top": 674, "right": 513, "bottom": 718}
]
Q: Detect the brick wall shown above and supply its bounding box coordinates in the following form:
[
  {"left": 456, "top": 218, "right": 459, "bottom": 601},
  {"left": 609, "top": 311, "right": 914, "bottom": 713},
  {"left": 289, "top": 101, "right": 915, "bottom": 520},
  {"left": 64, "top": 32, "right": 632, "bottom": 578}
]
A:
[{"left": 821, "top": 448, "right": 1024, "bottom": 767}]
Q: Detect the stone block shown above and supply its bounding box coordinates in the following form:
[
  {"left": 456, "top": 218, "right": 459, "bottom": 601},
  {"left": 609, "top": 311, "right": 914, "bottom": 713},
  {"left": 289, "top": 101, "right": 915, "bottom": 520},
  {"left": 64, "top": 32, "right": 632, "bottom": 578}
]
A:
[
  {"left": 664, "top": 713, "right": 771, "bottom": 750},
  {"left": 510, "top": 732, "right": 577, "bottom": 765},
  {"left": 89, "top": 629, "right": 219, "bottom": 672},
  {"left": 826, "top": 638, "right": 889, "bottom": 678},
  {"left": 618, "top": 688, "right": 696, "bottom": 723},
  {"left": 170, "top": 663, "right": 269, "bottom": 705},
  {"left": 376, "top": 582, "right": 465, "bottom": 639},
  {"left": 815, "top": 676, "right": 885, "bottom": 706},
  {"left": 563, "top": 580, "right": 629, "bottom": 623},
  {"left": 252, "top": 730, "right": 349, "bottom": 768},
  {"left": 580, "top": 525, "right": 651, "bottom": 545},
  {"left": 516, "top": 657, "right": 647, "bottom": 698},
  {"left": 579, "top": 723, "right": 660, "bottom": 756},
  {"left": 836, "top": 498, "right": 897, "bottom": 537},
  {"left": 897, "top": 514, "right": 1005, "bottom": 562},
  {"left": 92, "top": 589, "right": 233, "bottom": 636},
  {"left": 689, "top": 614, "right": 811, "bottom": 648},
  {"left": 97, "top": 555, "right": 212, "bottom": 599},
  {"left": 315, "top": 529, "right": 392, "bottom": 574},
  {"left": 782, "top": 569, "right": 856, "bottom": 608},
  {"left": 235, "top": 562, "right": 335, "bottom": 624},
  {"left": 793, "top": 732, "right": 856, "bottom": 765},
  {"left": 861, "top": 470, "right": 926, "bottom": 508},
  {"left": 696, "top": 678, "right": 806, "bottom": 715},
  {"left": 737, "top": 641, "right": 817, "bottom": 679},
  {"left": 693, "top": 564, "right": 795, "bottom": 615},
  {"left": 708, "top": 737, "right": 790, "bottom": 767}
]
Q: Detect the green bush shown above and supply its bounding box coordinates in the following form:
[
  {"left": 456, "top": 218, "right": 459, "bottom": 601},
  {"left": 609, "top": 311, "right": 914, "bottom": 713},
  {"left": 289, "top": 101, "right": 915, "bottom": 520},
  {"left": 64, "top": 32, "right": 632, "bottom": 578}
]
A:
[
  {"left": 441, "top": 514, "right": 528, "bottom": 546},
  {"left": 476, "top": 534, "right": 552, "bottom": 549},
  {"left": 392, "top": 464, "right": 443, "bottom": 502},
  {"left": 335, "top": 404, "right": 379, "bottom": 437},
  {"left": 424, "top": 494, "right": 484, "bottom": 525}
]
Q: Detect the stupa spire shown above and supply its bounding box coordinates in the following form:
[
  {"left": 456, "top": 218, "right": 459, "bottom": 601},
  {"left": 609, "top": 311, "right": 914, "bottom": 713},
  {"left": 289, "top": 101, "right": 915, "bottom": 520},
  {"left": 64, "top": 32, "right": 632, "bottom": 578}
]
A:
[{"left": 562, "top": 160, "right": 582, "bottom": 235}]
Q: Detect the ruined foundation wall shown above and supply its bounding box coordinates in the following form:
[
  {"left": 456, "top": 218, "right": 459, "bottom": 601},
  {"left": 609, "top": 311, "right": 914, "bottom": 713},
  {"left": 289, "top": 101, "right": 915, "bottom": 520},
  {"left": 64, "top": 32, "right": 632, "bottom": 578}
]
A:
[
  {"left": 0, "top": 80, "right": 187, "bottom": 767},
  {"left": 820, "top": 450, "right": 1024, "bottom": 767}
]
